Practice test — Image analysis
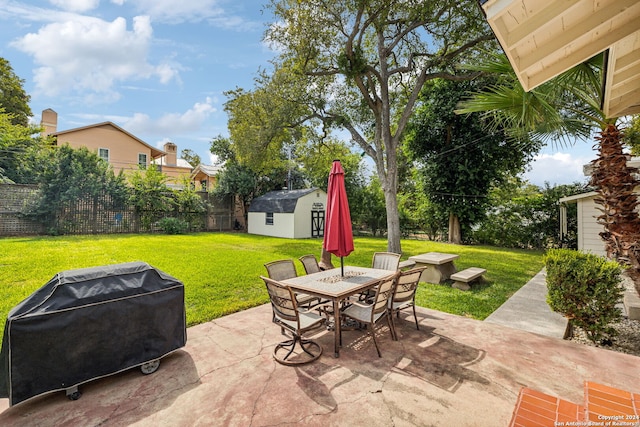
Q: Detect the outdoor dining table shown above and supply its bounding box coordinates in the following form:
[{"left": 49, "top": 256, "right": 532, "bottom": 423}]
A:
[{"left": 281, "top": 266, "right": 396, "bottom": 358}]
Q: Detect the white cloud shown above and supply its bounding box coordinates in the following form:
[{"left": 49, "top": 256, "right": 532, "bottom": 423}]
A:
[
  {"left": 154, "top": 137, "right": 172, "bottom": 149},
  {"left": 125, "top": 0, "right": 224, "bottom": 24},
  {"left": 48, "top": 0, "right": 99, "bottom": 13},
  {"left": 123, "top": 0, "right": 261, "bottom": 30},
  {"left": 10, "top": 15, "right": 180, "bottom": 101},
  {"left": 521, "top": 152, "right": 593, "bottom": 187},
  {"left": 208, "top": 152, "right": 221, "bottom": 166},
  {"left": 155, "top": 62, "right": 180, "bottom": 84},
  {"left": 0, "top": 2, "right": 81, "bottom": 24},
  {"left": 123, "top": 97, "right": 217, "bottom": 136}
]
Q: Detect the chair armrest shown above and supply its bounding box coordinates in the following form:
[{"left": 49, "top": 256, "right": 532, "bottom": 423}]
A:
[{"left": 342, "top": 300, "right": 370, "bottom": 310}]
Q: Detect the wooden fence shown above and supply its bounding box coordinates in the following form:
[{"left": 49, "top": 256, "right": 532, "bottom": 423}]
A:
[{"left": 0, "top": 184, "right": 235, "bottom": 236}]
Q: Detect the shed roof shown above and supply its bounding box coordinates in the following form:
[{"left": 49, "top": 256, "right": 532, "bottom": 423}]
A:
[
  {"left": 248, "top": 188, "right": 321, "bottom": 213},
  {"left": 559, "top": 191, "right": 599, "bottom": 204}
]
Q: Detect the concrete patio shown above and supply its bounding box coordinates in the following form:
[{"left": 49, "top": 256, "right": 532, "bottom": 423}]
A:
[{"left": 1, "top": 301, "right": 638, "bottom": 426}]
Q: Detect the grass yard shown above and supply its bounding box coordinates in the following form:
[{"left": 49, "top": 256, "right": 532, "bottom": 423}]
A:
[{"left": 0, "top": 233, "right": 545, "bottom": 326}]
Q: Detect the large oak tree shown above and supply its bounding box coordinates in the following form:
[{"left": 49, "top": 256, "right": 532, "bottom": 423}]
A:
[
  {"left": 226, "top": 0, "right": 495, "bottom": 253},
  {"left": 407, "top": 78, "right": 542, "bottom": 243}
]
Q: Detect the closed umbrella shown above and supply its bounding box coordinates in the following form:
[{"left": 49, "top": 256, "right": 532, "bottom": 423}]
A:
[{"left": 323, "top": 160, "right": 354, "bottom": 276}]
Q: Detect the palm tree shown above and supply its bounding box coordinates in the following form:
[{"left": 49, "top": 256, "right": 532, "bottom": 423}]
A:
[{"left": 456, "top": 52, "right": 640, "bottom": 276}]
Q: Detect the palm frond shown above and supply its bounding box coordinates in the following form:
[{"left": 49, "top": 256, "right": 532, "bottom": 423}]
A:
[{"left": 456, "top": 51, "right": 604, "bottom": 144}]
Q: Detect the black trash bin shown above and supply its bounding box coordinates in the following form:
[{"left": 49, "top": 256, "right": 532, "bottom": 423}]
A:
[{"left": 0, "top": 261, "right": 186, "bottom": 406}]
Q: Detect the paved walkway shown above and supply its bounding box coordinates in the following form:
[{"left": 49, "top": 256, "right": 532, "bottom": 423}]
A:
[
  {"left": 484, "top": 269, "right": 569, "bottom": 339},
  {"left": 1, "top": 300, "right": 638, "bottom": 426}
]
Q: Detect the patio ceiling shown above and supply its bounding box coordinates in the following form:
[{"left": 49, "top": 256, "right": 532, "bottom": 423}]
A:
[{"left": 479, "top": 0, "right": 640, "bottom": 119}]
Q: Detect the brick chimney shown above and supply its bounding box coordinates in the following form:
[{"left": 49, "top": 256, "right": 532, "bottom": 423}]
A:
[
  {"left": 163, "top": 142, "right": 177, "bottom": 166},
  {"left": 40, "top": 109, "right": 58, "bottom": 136}
]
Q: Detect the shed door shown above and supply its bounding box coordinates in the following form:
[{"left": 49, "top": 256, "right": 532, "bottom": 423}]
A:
[{"left": 311, "top": 210, "right": 324, "bottom": 238}]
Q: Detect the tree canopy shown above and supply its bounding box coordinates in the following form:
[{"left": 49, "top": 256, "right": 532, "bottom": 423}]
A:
[
  {"left": 209, "top": 135, "right": 302, "bottom": 220},
  {"left": 180, "top": 149, "right": 201, "bottom": 168},
  {"left": 128, "top": 164, "right": 174, "bottom": 231},
  {"left": 407, "top": 78, "right": 542, "bottom": 243},
  {"left": 210, "top": 132, "right": 365, "bottom": 221},
  {"left": 625, "top": 116, "right": 640, "bottom": 156},
  {"left": 224, "top": 0, "right": 496, "bottom": 253},
  {"left": 0, "top": 109, "right": 48, "bottom": 183},
  {"left": 0, "top": 58, "right": 40, "bottom": 183},
  {"left": 474, "top": 179, "right": 588, "bottom": 249},
  {"left": 457, "top": 52, "right": 640, "bottom": 273},
  {"left": 0, "top": 58, "right": 32, "bottom": 127},
  {"left": 23, "top": 144, "right": 129, "bottom": 234}
]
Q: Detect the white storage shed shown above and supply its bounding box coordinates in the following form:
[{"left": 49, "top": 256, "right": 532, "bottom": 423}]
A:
[
  {"left": 559, "top": 157, "right": 640, "bottom": 257},
  {"left": 559, "top": 191, "right": 606, "bottom": 257},
  {"left": 247, "top": 188, "right": 327, "bottom": 239}
]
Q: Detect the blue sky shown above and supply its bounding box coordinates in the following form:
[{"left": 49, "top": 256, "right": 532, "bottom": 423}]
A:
[{"left": 0, "top": 0, "right": 597, "bottom": 187}]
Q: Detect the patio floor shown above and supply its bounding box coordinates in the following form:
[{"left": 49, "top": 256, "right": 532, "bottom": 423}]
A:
[{"left": 1, "top": 302, "right": 638, "bottom": 426}]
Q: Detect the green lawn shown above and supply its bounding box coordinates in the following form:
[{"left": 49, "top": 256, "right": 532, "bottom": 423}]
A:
[{"left": 0, "top": 233, "right": 545, "bottom": 326}]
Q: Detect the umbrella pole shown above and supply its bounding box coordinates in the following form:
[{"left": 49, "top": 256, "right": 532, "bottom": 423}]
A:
[{"left": 341, "top": 257, "right": 344, "bottom": 277}]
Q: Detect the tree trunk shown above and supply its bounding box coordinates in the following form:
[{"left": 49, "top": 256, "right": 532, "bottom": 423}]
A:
[
  {"left": 590, "top": 124, "right": 640, "bottom": 270},
  {"left": 384, "top": 186, "right": 402, "bottom": 254},
  {"left": 319, "top": 247, "right": 334, "bottom": 270},
  {"left": 448, "top": 213, "right": 462, "bottom": 244},
  {"left": 233, "top": 194, "right": 249, "bottom": 230}
]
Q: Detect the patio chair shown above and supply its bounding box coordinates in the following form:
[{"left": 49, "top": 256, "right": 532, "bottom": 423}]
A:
[
  {"left": 389, "top": 266, "right": 427, "bottom": 332},
  {"left": 358, "top": 252, "right": 402, "bottom": 302},
  {"left": 372, "top": 252, "right": 401, "bottom": 271},
  {"left": 264, "top": 259, "right": 319, "bottom": 309},
  {"left": 340, "top": 273, "right": 398, "bottom": 357},
  {"left": 264, "top": 259, "right": 298, "bottom": 281},
  {"left": 299, "top": 254, "right": 321, "bottom": 275},
  {"left": 261, "top": 276, "right": 326, "bottom": 365}
]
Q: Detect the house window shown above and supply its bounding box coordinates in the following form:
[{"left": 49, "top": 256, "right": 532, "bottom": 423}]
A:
[
  {"left": 200, "top": 180, "right": 207, "bottom": 191},
  {"left": 138, "top": 153, "right": 147, "bottom": 169},
  {"left": 98, "top": 148, "right": 109, "bottom": 163},
  {"left": 266, "top": 212, "right": 274, "bottom": 225}
]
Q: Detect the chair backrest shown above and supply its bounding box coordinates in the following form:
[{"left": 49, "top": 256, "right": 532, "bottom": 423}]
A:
[
  {"left": 264, "top": 259, "right": 297, "bottom": 281},
  {"left": 392, "top": 266, "right": 426, "bottom": 304},
  {"left": 371, "top": 273, "right": 398, "bottom": 318},
  {"left": 299, "top": 254, "right": 321, "bottom": 274},
  {"left": 372, "top": 252, "right": 401, "bottom": 271},
  {"left": 261, "top": 276, "right": 299, "bottom": 325}
]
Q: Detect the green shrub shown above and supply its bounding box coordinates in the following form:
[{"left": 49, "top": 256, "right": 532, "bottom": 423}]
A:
[
  {"left": 545, "top": 249, "right": 624, "bottom": 344},
  {"left": 158, "top": 217, "right": 189, "bottom": 234}
]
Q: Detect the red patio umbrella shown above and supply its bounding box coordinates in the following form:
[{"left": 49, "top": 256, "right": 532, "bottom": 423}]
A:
[{"left": 323, "top": 160, "right": 354, "bottom": 276}]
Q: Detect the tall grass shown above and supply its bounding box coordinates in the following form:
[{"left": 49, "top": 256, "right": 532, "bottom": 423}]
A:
[{"left": 0, "top": 234, "right": 544, "bottom": 326}]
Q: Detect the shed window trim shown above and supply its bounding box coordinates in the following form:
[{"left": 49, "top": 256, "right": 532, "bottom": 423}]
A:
[{"left": 265, "top": 212, "right": 274, "bottom": 225}]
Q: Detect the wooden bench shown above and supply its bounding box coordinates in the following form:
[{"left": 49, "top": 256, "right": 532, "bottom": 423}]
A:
[{"left": 450, "top": 267, "right": 486, "bottom": 291}]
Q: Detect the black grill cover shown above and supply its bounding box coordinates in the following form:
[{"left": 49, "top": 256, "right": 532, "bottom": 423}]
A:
[{"left": 0, "top": 262, "right": 186, "bottom": 406}]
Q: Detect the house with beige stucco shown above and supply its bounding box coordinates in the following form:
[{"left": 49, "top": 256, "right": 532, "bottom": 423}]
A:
[
  {"left": 190, "top": 164, "right": 222, "bottom": 192},
  {"left": 40, "top": 109, "right": 193, "bottom": 188},
  {"left": 151, "top": 142, "right": 194, "bottom": 189}
]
